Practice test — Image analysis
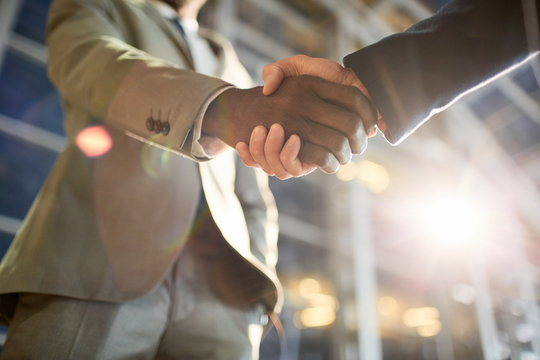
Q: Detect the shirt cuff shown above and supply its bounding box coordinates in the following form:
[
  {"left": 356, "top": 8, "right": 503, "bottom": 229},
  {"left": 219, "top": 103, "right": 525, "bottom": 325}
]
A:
[{"left": 191, "top": 85, "right": 235, "bottom": 160}]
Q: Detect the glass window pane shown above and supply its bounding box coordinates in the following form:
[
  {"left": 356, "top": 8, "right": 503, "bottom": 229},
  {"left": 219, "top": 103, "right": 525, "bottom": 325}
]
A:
[
  {"left": 0, "top": 50, "right": 64, "bottom": 135},
  {"left": 513, "top": 65, "right": 540, "bottom": 93},
  {"left": 496, "top": 112, "right": 540, "bottom": 155},
  {"left": 469, "top": 88, "right": 510, "bottom": 120},
  {"left": 0, "top": 133, "right": 57, "bottom": 219},
  {"left": 12, "top": 0, "right": 53, "bottom": 45}
]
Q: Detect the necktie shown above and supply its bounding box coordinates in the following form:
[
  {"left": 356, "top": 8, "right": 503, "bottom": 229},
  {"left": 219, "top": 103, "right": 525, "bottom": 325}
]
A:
[
  {"left": 168, "top": 18, "right": 194, "bottom": 64},
  {"left": 171, "top": 18, "right": 217, "bottom": 76}
]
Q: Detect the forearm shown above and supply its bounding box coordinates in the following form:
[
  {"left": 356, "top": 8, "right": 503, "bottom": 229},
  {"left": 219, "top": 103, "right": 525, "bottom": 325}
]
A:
[
  {"left": 202, "top": 87, "right": 267, "bottom": 147},
  {"left": 344, "top": 0, "right": 537, "bottom": 144},
  {"left": 47, "top": 0, "right": 231, "bottom": 159}
]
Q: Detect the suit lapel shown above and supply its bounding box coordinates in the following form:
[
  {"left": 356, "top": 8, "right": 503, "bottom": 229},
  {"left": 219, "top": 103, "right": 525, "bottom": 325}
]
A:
[{"left": 142, "top": 1, "right": 195, "bottom": 70}]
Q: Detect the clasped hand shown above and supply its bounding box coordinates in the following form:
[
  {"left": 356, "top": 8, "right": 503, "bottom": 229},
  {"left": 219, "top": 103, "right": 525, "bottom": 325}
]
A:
[{"left": 235, "top": 55, "right": 379, "bottom": 179}]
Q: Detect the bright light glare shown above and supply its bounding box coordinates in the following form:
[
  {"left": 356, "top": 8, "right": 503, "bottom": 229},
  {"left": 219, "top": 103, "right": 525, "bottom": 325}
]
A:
[
  {"left": 416, "top": 319, "right": 442, "bottom": 337},
  {"left": 295, "top": 307, "right": 336, "bottom": 328},
  {"left": 418, "top": 194, "right": 488, "bottom": 248},
  {"left": 402, "top": 307, "right": 440, "bottom": 327},
  {"left": 76, "top": 125, "right": 112, "bottom": 157},
  {"left": 451, "top": 283, "right": 476, "bottom": 305},
  {"left": 377, "top": 296, "right": 398, "bottom": 316},
  {"left": 298, "top": 278, "right": 322, "bottom": 298},
  {"left": 521, "top": 351, "right": 539, "bottom": 360},
  {"left": 336, "top": 160, "right": 390, "bottom": 193},
  {"left": 515, "top": 323, "right": 535, "bottom": 343}
]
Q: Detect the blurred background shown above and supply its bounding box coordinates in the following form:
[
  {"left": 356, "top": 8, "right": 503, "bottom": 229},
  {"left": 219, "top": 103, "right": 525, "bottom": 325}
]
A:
[{"left": 1, "top": 0, "right": 540, "bottom": 359}]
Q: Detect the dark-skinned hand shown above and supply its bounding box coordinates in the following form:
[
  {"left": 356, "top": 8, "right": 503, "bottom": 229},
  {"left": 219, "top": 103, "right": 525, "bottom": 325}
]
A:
[{"left": 203, "top": 75, "right": 377, "bottom": 173}]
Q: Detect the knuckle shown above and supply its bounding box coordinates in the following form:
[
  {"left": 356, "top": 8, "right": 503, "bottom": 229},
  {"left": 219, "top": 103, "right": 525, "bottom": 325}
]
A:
[
  {"left": 348, "top": 114, "right": 364, "bottom": 137},
  {"left": 276, "top": 173, "right": 289, "bottom": 180},
  {"left": 359, "top": 136, "right": 369, "bottom": 154},
  {"left": 345, "top": 85, "right": 363, "bottom": 102},
  {"left": 318, "top": 151, "right": 334, "bottom": 170},
  {"left": 330, "top": 136, "right": 351, "bottom": 164},
  {"left": 289, "top": 168, "right": 302, "bottom": 178}
]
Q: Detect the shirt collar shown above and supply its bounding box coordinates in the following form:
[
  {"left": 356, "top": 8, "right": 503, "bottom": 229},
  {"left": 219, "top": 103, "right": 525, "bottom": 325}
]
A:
[
  {"left": 148, "top": 0, "right": 200, "bottom": 33},
  {"left": 148, "top": 0, "right": 180, "bottom": 20}
]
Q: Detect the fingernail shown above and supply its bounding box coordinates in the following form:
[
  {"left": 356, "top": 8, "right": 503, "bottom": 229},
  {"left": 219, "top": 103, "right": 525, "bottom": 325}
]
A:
[
  {"left": 253, "top": 126, "right": 266, "bottom": 140},
  {"left": 268, "top": 124, "right": 281, "bottom": 139},
  {"left": 284, "top": 135, "right": 298, "bottom": 149}
]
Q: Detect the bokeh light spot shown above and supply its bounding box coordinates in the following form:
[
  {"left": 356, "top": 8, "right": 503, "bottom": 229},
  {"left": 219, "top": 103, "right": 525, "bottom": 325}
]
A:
[
  {"left": 294, "top": 307, "right": 336, "bottom": 328},
  {"left": 378, "top": 296, "right": 398, "bottom": 316},
  {"left": 76, "top": 125, "right": 112, "bottom": 157}
]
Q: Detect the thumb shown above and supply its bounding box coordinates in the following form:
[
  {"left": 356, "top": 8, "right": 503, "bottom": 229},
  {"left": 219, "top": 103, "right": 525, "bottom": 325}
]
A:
[
  {"left": 262, "top": 64, "right": 285, "bottom": 95},
  {"left": 262, "top": 55, "right": 307, "bottom": 95}
]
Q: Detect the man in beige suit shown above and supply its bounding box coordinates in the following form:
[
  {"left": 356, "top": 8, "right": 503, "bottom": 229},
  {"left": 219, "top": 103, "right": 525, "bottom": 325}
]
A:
[{"left": 0, "top": 0, "right": 373, "bottom": 358}]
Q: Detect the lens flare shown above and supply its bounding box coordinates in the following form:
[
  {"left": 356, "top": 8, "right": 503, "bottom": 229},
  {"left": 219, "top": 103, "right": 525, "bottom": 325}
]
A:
[
  {"left": 76, "top": 125, "right": 112, "bottom": 157},
  {"left": 417, "top": 194, "right": 489, "bottom": 249}
]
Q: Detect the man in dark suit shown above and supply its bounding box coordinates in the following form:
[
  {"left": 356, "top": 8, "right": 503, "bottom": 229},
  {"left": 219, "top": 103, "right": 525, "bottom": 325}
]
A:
[{"left": 236, "top": 0, "right": 540, "bottom": 178}]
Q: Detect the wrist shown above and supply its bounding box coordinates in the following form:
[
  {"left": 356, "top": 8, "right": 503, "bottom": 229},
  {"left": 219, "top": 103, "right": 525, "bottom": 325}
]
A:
[
  {"left": 202, "top": 87, "right": 240, "bottom": 146},
  {"left": 343, "top": 66, "right": 383, "bottom": 136},
  {"left": 203, "top": 87, "right": 263, "bottom": 147}
]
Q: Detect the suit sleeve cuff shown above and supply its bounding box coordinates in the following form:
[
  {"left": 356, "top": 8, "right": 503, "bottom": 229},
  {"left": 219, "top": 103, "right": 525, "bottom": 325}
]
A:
[{"left": 190, "top": 85, "right": 235, "bottom": 160}]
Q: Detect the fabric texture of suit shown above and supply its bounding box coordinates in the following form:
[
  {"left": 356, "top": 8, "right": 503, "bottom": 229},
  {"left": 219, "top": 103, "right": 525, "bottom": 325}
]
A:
[
  {"left": 0, "top": 0, "right": 282, "bottom": 322},
  {"left": 344, "top": 0, "right": 540, "bottom": 144}
]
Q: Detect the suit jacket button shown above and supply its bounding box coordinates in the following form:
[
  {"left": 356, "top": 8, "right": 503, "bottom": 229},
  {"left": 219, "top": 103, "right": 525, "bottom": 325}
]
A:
[
  {"left": 146, "top": 117, "right": 155, "bottom": 131},
  {"left": 161, "top": 122, "right": 170, "bottom": 135},
  {"left": 155, "top": 120, "right": 162, "bottom": 133}
]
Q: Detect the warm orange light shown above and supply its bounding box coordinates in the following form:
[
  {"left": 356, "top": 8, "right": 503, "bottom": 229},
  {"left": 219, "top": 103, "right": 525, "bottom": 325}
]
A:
[
  {"left": 336, "top": 160, "right": 390, "bottom": 193},
  {"left": 416, "top": 319, "right": 442, "bottom": 337},
  {"left": 298, "top": 278, "right": 322, "bottom": 298},
  {"left": 416, "top": 193, "right": 489, "bottom": 250},
  {"left": 294, "top": 307, "right": 336, "bottom": 328},
  {"left": 378, "top": 296, "right": 398, "bottom": 316},
  {"left": 402, "top": 307, "right": 440, "bottom": 327},
  {"left": 76, "top": 125, "right": 113, "bottom": 157}
]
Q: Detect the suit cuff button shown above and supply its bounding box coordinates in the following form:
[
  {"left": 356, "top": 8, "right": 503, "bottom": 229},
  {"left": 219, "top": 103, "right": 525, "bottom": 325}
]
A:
[
  {"left": 161, "top": 122, "right": 170, "bottom": 135},
  {"left": 146, "top": 117, "right": 155, "bottom": 131}
]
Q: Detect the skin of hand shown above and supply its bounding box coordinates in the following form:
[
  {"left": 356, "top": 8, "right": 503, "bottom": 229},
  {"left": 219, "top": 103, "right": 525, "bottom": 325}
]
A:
[
  {"left": 236, "top": 124, "right": 317, "bottom": 179},
  {"left": 236, "top": 55, "right": 383, "bottom": 179},
  {"left": 203, "top": 75, "right": 377, "bottom": 173}
]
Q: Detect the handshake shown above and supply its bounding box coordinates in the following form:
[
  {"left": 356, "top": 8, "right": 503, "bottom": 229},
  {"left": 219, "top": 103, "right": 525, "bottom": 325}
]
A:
[{"left": 203, "top": 55, "right": 384, "bottom": 180}]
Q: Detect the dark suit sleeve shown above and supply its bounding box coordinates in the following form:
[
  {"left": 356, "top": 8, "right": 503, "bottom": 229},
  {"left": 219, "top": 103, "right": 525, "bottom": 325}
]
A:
[{"left": 343, "top": 0, "right": 539, "bottom": 144}]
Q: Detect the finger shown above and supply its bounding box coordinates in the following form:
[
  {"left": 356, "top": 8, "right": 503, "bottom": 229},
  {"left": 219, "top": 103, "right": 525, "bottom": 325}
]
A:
[
  {"left": 235, "top": 142, "right": 259, "bottom": 168},
  {"left": 263, "top": 55, "right": 343, "bottom": 87},
  {"left": 249, "top": 125, "right": 274, "bottom": 176},
  {"left": 306, "top": 79, "right": 376, "bottom": 153},
  {"left": 262, "top": 55, "right": 308, "bottom": 95},
  {"left": 304, "top": 99, "right": 369, "bottom": 155},
  {"left": 298, "top": 141, "right": 340, "bottom": 174},
  {"left": 280, "top": 134, "right": 316, "bottom": 177},
  {"left": 264, "top": 124, "right": 291, "bottom": 180},
  {"left": 291, "top": 118, "right": 353, "bottom": 165},
  {"left": 262, "top": 65, "right": 285, "bottom": 96}
]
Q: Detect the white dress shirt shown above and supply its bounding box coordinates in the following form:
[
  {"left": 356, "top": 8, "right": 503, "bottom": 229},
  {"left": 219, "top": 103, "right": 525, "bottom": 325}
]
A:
[{"left": 150, "top": 0, "right": 232, "bottom": 159}]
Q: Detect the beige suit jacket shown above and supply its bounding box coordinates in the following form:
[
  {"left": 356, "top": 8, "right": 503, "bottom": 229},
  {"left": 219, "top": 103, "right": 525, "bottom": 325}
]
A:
[{"left": 0, "top": 0, "right": 282, "bottom": 318}]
